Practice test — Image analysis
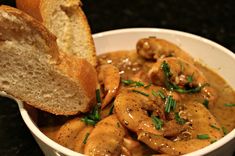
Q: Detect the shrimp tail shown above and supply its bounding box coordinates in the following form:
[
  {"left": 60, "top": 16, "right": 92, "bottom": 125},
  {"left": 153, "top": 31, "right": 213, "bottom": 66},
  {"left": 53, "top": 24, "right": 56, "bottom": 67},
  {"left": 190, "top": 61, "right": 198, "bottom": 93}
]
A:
[
  {"left": 101, "top": 90, "right": 116, "bottom": 109},
  {"left": 138, "top": 131, "right": 209, "bottom": 155}
]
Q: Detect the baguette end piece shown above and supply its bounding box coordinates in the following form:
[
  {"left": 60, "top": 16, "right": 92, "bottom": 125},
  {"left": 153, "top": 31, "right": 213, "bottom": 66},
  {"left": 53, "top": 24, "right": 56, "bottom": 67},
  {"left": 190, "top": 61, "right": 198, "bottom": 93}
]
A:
[
  {"left": 0, "top": 6, "right": 97, "bottom": 115},
  {"left": 16, "top": 0, "right": 97, "bottom": 66}
]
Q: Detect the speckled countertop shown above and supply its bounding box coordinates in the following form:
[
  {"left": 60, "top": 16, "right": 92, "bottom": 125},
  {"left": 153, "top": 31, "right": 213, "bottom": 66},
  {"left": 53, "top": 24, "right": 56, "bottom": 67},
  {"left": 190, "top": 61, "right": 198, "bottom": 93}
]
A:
[{"left": 0, "top": 0, "right": 235, "bottom": 155}]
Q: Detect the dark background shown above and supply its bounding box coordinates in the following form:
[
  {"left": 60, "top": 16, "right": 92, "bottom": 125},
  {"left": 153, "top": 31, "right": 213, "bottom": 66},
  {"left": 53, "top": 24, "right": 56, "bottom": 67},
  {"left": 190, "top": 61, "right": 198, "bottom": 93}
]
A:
[{"left": 0, "top": 0, "right": 235, "bottom": 155}]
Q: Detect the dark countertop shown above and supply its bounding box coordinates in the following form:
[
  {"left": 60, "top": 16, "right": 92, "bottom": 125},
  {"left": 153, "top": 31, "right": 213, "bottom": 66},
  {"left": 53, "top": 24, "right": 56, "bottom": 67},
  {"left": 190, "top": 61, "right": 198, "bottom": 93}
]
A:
[{"left": 0, "top": 0, "right": 235, "bottom": 155}]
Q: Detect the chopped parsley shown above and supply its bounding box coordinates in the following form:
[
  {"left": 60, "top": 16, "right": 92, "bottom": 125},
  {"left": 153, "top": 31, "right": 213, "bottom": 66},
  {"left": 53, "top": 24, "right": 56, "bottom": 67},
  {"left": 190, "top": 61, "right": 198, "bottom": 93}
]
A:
[
  {"left": 211, "top": 140, "right": 217, "bottom": 144},
  {"left": 83, "top": 133, "right": 90, "bottom": 144},
  {"left": 132, "top": 89, "right": 149, "bottom": 97},
  {"left": 151, "top": 116, "right": 163, "bottom": 130},
  {"left": 175, "top": 112, "right": 186, "bottom": 125},
  {"left": 197, "top": 134, "right": 210, "bottom": 140}
]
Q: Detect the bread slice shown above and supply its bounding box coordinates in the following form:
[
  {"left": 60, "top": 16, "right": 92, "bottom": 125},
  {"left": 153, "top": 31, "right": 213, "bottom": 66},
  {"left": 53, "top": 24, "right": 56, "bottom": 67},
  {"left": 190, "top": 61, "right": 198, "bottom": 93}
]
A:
[
  {"left": 0, "top": 6, "right": 98, "bottom": 115},
  {"left": 16, "top": 0, "right": 97, "bottom": 66}
]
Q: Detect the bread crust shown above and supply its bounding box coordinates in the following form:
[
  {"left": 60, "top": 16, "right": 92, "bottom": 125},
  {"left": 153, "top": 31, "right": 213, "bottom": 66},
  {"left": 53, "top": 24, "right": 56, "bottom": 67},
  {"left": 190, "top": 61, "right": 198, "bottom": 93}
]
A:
[
  {"left": 58, "top": 53, "right": 98, "bottom": 107},
  {"left": 16, "top": 0, "right": 97, "bottom": 66},
  {"left": 0, "top": 6, "right": 98, "bottom": 115},
  {"left": 0, "top": 5, "right": 59, "bottom": 62},
  {"left": 16, "top": 0, "right": 43, "bottom": 22}
]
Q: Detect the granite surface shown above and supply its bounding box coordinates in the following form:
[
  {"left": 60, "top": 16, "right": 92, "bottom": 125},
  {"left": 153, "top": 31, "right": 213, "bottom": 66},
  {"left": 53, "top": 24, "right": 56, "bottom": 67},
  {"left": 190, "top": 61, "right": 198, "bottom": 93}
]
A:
[{"left": 0, "top": 0, "right": 235, "bottom": 155}]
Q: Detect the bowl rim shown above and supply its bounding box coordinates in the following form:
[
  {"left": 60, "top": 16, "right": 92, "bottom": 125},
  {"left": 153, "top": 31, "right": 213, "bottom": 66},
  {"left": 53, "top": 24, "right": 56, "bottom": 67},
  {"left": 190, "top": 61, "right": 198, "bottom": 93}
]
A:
[
  {"left": 18, "top": 28, "right": 235, "bottom": 156},
  {"left": 93, "top": 28, "right": 235, "bottom": 59}
]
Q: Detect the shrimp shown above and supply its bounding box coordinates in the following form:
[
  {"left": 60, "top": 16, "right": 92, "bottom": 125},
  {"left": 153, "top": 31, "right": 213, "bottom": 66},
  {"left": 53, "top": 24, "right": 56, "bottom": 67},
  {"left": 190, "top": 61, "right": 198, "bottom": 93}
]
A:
[
  {"left": 162, "top": 120, "right": 188, "bottom": 137},
  {"left": 84, "top": 115, "right": 126, "bottom": 156},
  {"left": 97, "top": 64, "right": 120, "bottom": 109},
  {"left": 114, "top": 86, "right": 183, "bottom": 136},
  {"left": 121, "top": 136, "right": 148, "bottom": 156},
  {"left": 73, "top": 126, "right": 94, "bottom": 153},
  {"left": 148, "top": 57, "right": 217, "bottom": 104},
  {"left": 136, "top": 37, "right": 193, "bottom": 61},
  {"left": 138, "top": 101, "right": 224, "bottom": 155},
  {"left": 55, "top": 118, "right": 93, "bottom": 150}
]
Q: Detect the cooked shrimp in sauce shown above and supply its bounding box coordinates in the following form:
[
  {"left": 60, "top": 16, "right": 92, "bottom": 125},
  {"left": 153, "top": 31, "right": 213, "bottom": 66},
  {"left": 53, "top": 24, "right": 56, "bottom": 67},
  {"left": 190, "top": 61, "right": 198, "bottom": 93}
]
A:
[{"left": 40, "top": 37, "right": 235, "bottom": 156}]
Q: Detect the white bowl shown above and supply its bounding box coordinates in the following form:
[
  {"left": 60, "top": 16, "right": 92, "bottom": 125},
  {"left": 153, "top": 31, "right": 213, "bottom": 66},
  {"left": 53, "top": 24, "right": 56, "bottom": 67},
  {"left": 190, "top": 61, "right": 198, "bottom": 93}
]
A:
[{"left": 17, "top": 28, "right": 235, "bottom": 156}]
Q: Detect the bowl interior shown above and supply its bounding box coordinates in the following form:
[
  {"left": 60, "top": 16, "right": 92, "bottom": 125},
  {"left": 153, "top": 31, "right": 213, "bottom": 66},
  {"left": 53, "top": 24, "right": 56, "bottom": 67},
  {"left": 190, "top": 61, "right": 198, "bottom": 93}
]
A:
[
  {"left": 94, "top": 28, "right": 235, "bottom": 88},
  {"left": 19, "top": 28, "right": 235, "bottom": 156}
]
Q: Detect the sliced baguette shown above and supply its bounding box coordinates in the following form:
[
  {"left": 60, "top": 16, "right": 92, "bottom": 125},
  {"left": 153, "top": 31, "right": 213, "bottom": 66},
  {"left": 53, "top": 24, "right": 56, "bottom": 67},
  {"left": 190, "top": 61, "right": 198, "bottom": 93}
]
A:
[
  {"left": 0, "top": 6, "right": 98, "bottom": 115},
  {"left": 16, "top": 0, "right": 97, "bottom": 66}
]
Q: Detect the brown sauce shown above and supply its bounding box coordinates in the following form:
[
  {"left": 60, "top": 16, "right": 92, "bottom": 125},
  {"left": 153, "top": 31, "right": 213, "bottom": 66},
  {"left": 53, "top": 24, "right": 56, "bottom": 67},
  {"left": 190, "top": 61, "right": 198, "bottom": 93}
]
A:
[{"left": 195, "top": 63, "right": 235, "bottom": 131}]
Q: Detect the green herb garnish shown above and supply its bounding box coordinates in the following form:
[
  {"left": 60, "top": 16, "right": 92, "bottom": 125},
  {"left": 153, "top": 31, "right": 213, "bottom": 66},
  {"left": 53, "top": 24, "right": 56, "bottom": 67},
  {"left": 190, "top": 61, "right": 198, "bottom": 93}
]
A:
[
  {"left": 132, "top": 89, "right": 149, "bottom": 97},
  {"left": 224, "top": 103, "right": 235, "bottom": 107},
  {"left": 94, "top": 106, "right": 100, "bottom": 120},
  {"left": 171, "top": 83, "right": 208, "bottom": 94},
  {"left": 96, "top": 89, "right": 102, "bottom": 106},
  {"left": 81, "top": 89, "right": 102, "bottom": 125},
  {"left": 151, "top": 116, "right": 163, "bottom": 130},
  {"left": 144, "top": 83, "right": 152, "bottom": 88},
  {"left": 151, "top": 90, "right": 166, "bottom": 99},
  {"left": 210, "top": 124, "right": 221, "bottom": 131},
  {"left": 122, "top": 79, "right": 145, "bottom": 87},
  {"left": 161, "top": 61, "right": 172, "bottom": 78},
  {"left": 83, "top": 133, "right": 90, "bottom": 144},
  {"left": 197, "top": 134, "right": 210, "bottom": 140},
  {"left": 81, "top": 108, "right": 99, "bottom": 125},
  {"left": 187, "top": 74, "right": 193, "bottom": 83},
  {"left": 161, "top": 61, "right": 207, "bottom": 93},
  {"left": 211, "top": 140, "right": 217, "bottom": 144},
  {"left": 81, "top": 117, "right": 97, "bottom": 125},
  {"left": 222, "top": 126, "right": 228, "bottom": 135},
  {"left": 152, "top": 90, "right": 158, "bottom": 97},
  {"left": 202, "top": 99, "right": 209, "bottom": 109},
  {"left": 122, "top": 79, "right": 134, "bottom": 85},
  {"left": 158, "top": 90, "right": 166, "bottom": 99},
  {"left": 88, "top": 105, "right": 100, "bottom": 121},
  {"left": 135, "top": 81, "right": 145, "bottom": 87},
  {"left": 175, "top": 112, "right": 186, "bottom": 125},
  {"left": 165, "top": 95, "right": 176, "bottom": 113},
  {"left": 108, "top": 102, "right": 114, "bottom": 115}
]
